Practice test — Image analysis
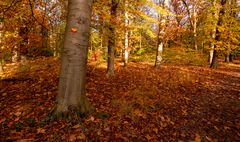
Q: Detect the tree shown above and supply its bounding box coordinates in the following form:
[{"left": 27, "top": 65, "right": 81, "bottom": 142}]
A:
[
  {"left": 181, "top": 0, "right": 201, "bottom": 50},
  {"left": 209, "top": 0, "right": 218, "bottom": 65},
  {"left": 210, "top": 0, "right": 227, "bottom": 68},
  {"left": 52, "top": 0, "right": 94, "bottom": 119},
  {"left": 107, "top": 0, "right": 119, "bottom": 76},
  {"left": 124, "top": 0, "right": 129, "bottom": 66},
  {"left": 155, "top": 0, "right": 169, "bottom": 67}
]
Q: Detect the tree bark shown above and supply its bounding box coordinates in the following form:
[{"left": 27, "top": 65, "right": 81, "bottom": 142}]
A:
[
  {"left": 124, "top": 0, "right": 129, "bottom": 66},
  {"left": 181, "top": 0, "right": 198, "bottom": 50},
  {"left": 193, "top": 4, "right": 198, "bottom": 50},
  {"left": 53, "top": 0, "right": 94, "bottom": 119},
  {"left": 155, "top": 0, "right": 168, "bottom": 68},
  {"left": 18, "top": 26, "right": 28, "bottom": 61},
  {"left": 107, "top": 0, "right": 119, "bottom": 75},
  {"left": 0, "top": 60, "right": 3, "bottom": 75},
  {"left": 210, "top": 0, "right": 227, "bottom": 69},
  {"left": 209, "top": 0, "right": 217, "bottom": 65}
]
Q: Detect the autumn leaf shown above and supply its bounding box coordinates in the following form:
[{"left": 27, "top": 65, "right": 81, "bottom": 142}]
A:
[
  {"left": 194, "top": 134, "right": 201, "bottom": 142},
  {"left": 71, "top": 28, "right": 78, "bottom": 33},
  {"left": 37, "top": 128, "right": 46, "bottom": 134}
]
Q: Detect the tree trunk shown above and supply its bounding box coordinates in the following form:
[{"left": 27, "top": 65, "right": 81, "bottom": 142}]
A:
[
  {"left": 155, "top": 42, "right": 163, "bottom": 67},
  {"left": 225, "top": 52, "right": 230, "bottom": 62},
  {"left": 209, "top": 0, "right": 217, "bottom": 65},
  {"left": 0, "top": 60, "right": 3, "bottom": 75},
  {"left": 41, "top": 26, "right": 48, "bottom": 49},
  {"left": 124, "top": 0, "right": 129, "bottom": 66},
  {"left": 19, "top": 27, "right": 29, "bottom": 61},
  {"left": 0, "top": 22, "right": 4, "bottom": 74},
  {"left": 155, "top": 0, "right": 168, "bottom": 68},
  {"left": 53, "top": 0, "right": 94, "bottom": 119},
  {"left": 193, "top": 4, "right": 198, "bottom": 50},
  {"left": 107, "top": 0, "right": 118, "bottom": 76},
  {"left": 210, "top": 0, "right": 227, "bottom": 69},
  {"left": 229, "top": 54, "right": 233, "bottom": 62},
  {"left": 210, "top": 49, "right": 218, "bottom": 68}
]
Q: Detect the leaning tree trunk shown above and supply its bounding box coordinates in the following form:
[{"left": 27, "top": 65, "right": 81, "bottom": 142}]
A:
[
  {"left": 107, "top": 0, "right": 119, "bottom": 76},
  {"left": 53, "top": 0, "right": 93, "bottom": 119}
]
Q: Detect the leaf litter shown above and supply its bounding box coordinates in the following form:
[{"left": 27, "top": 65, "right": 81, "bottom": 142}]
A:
[{"left": 0, "top": 57, "right": 240, "bottom": 141}]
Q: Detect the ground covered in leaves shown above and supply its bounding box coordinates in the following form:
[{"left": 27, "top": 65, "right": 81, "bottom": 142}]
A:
[{"left": 0, "top": 57, "right": 240, "bottom": 141}]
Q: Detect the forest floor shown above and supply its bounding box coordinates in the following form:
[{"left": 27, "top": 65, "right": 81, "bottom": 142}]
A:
[{"left": 0, "top": 57, "right": 240, "bottom": 141}]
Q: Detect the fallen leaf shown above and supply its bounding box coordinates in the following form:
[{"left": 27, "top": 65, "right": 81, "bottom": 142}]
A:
[
  {"left": 71, "top": 28, "right": 78, "bottom": 33},
  {"left": 194, "top": 133, "right": 201, "bottom": 142},
  {"left": 145, "top": 134, "right": 152, "bottom": 141},
  {"left": 69, "top": 134, "right": 77, "bottom": 141},
  {"left": 77, "top": 133, "right": 86, "bottom": 140},
  {"left": 72, "top": 124, "right": 80, "bottom": 129},
  {"left": 37, "top": 128, "right": 46, "bottom": 134}
]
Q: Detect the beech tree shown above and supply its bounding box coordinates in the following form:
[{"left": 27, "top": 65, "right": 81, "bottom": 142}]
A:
[
  {"left": 52, "top": 0, "right": 94, "bottom": 119},
  {"left": 107, "top": 0, "right": 119, "bottom": 76},
  {"left": 210, "top": 0, "right": 227, "bottom": 68},
  {"left": 124, "top": 0, "right": 129, "bottom": 66},
  {"left": 155, "top": 0, "right": 169, "bottom": 67}
]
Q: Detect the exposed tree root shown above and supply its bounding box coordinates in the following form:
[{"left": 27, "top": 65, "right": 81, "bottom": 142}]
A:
[{"left": 42, "top": 102, "right": 95, "bottom": 124}]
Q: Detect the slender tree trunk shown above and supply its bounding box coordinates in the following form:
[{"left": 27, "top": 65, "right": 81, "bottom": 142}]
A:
[
  {"left": 41, "top": 2, "right": 48, "bottom": 49},
  {"left": 155, "top": 41, "right": 163, "bottom": 67},
  {"left": 0, "top": 22, "right": 4, "bottom": 74},
  {"left": 107, "top": 0, "right": 118, "bottom": 75},
  {"left": 155, "top": 17, "right": 163, "bottom": 67},
  {"left": 53, "top": 0, "right": 94, "bottom": 119},
  {"left": 19, "top": 27, "right": 29, "bottom": 61},
  {"left": 229, "top": 54, "right": 233, "bottom": 62},
  {"left": 41, "top": 26, "right": 48, "bottom": 49},
  {"left": 225, "top": 52, "right": 230, "bottom": 62},
  {"left": 210, "top": 0, "right": 227, "bottom": 68},
  {"left": 139, "top": 30, "right": 142, "bottom": 49},
  {"left": 0, "top": 60, "right": 3, "bottom": 75},
  {"left": 193, "top": 4, "right": 198, "bottom": 50},
  {"left": 155, "top": 0, "right": 168, "bottom": 67},
  {"left": 124, "top": 0, "right": 129, "bottom": 66},
  {"left": 209, "top": 0, "right": 217, "bottom": 65}
]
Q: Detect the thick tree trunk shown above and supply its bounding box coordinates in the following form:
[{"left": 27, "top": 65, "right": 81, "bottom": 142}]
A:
[
  {"left": 107, "top": 0, "right": 118, "bottom": 75},
  {"left": 210, "top": 49, "right": 218, "bottom": 68},
  {"left": 53, "top": 0, "right": 93, "bottom": 119},
  {"left": 210, "top": 0, "right": 226, "bottom": 69}
]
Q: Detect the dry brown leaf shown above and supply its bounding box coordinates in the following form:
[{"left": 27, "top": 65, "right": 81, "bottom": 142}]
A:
[
  {"left": 37, "top": 128, "right": 46, "bottom": 134},
  {"left": 194, "top": 133, "right": 201, "bottom": 142}
]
